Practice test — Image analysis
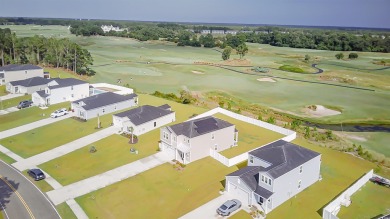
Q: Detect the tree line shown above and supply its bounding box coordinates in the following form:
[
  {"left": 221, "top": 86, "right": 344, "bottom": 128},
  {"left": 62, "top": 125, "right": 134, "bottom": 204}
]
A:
[{"left": 0, "top": 28, "right": 94, "bottom": 75}]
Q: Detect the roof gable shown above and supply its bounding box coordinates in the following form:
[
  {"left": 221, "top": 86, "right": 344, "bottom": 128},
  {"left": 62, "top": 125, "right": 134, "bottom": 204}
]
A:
[
  {"left": 49, "top": 78, "right": 87, "bottom": 89},
  {"left": 0, "top": 64, "right": 42, "bottom": 71},
  {"left": 73, "top": 92, "right": 137, "bottom": 110},
  {"left": 9, "top": 77, "right": 51, "bottom": 87},
  {"left": 168, "top": 116, "right": 233, "bottom": 138},
  {"left": 114, "top": 105, "right": 173, "bottom": 126}
]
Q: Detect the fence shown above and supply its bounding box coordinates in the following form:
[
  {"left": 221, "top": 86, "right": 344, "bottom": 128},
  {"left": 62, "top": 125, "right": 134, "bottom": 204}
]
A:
[
  {"left": 322, "top": 170, "right": 373, "bottom": 219},
  {"left": 91, "top": 83, "right": 134, "bottom": 95},
  {"left": 198, "top": 107, "right": 296, "bottom": 167}
]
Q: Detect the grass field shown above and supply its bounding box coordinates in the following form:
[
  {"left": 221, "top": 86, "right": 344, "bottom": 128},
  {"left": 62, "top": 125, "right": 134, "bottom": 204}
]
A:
[
  {"left": 215, "top": 113, "right": 284, "bottom": 158},
  {"left": 56, "top": 203, "right": 77, "bottom": 219},
  {"left": 337, "top": 182, "right": 390, "bottom": 219},
  {"left": 341, "top": 132, "right": 390, "bottom": 157},
  {"left": 0, "top": 102, "right": 70, "bottom": 132},
  {"left": 2, "top": 25, "right": 390, "bottom": 124},
  {"left": 0, "top": 152, "right": 16, "bottom": 164},
  {"left": 76, "top": 157, "right": 237, "bottom": 219},
  {"left": 39, "top": 133, "right": 160, "bottom": 185},
  {"left": 0, "top": 86, "right": 6, "bottom": 96},
  {"left": 230, "top": 210, "right": 252, "bottom": 219}
]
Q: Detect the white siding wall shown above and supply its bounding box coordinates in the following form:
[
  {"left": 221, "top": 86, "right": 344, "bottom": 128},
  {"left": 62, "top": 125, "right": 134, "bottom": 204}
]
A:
[
  {"left": 248, "top": 156, "right": 272, "bottom": 168},
  {"left": 72, "top": 98, "right": 136, "bottom": 120},
  {"left": 4, "top": 69, "right": 44, "bottom": 83},
  {"left": 32, "top": 92, "right": 46, "bottom": 106},
  {"left": 48, "top": 83, "right": 89, "bottom": 105},
  {"left": 270, "top": 155, "right": 321, "bottom": 212},
  {"left": 188, "top": 126, "right": 236, "bottom": 163},
  {"left": 122, "top": 112, "right": 175, "bottom": 136},
  {"left": 7, "top": 84, "right": 47, "bottom": 94}
]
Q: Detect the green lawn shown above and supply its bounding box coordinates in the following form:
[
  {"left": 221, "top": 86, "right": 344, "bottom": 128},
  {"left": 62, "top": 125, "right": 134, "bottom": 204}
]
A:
[
  {"left": 76, "top": 157, "right": 237, "bottom": 219},
  {"left": 0, "top": 102, "right": 70, "bottom": 132},
  {"left": 338, "top": 182, "right": 390, "bottom": 219},
  {"left": 0, "top": 113, "right": 115, "bottom": 158},
  {"left": 267, "top": 138, "right": 380, "bottom": 219},
  {"left": 39, "top": 133, "right": 160, "bottom": 185},
  {"left": 230, "top": 210, "right": 252, "bottom": 219},
  {"left": 22, "top": 170, "right": 53, "bottom": 192},
  {"left": 56, "top": 203, "right": 77, "bottom": 219},
  {"left": 216, "top": 113, "right": 284, "bottom": 158},
  {"left": 1, "top": 95, "right": 32, "bottom": 109},
  {"left": 0, "top": 85, "right": 6, "bottom": 96},
  {"left": 0, "top": 152, "right": 16, "bottom": 164},
  {"left": 342, "top": 132, "right": 390, "bottom": 157}
]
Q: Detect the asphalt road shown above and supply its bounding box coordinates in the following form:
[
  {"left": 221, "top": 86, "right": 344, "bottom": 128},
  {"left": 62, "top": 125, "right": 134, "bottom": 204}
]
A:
[{"left": 0, "top": 161, "right": 60, "bottom": 219}]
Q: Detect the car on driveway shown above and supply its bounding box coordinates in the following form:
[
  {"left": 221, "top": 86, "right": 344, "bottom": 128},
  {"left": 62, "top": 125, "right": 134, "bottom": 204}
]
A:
[
  {"left": 17, "top": 100, "right": 33, "bottom": 109},
  {"left": 370, "top": 176, "right": 390, "bottom": 187},
  {"left": 27, "top": 169, "right": 46, "bottom": 181},
  {"left": 51, "top": 108, "right": 68, "bottom": 118},
  {"left": 216, "top": 199, "right": 241, "bottom": 216}
]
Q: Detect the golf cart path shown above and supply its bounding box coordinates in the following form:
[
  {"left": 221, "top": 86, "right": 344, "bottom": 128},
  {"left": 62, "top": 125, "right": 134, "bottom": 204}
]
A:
[
  {"left": 0, "top": 112, "right": 74, "bottom": 140},
  {"left": 46, "top": 152, "right": 171, "bottom": 205},
  {"left": 12, "top": 126, "right": 118, "bottom": 171}
]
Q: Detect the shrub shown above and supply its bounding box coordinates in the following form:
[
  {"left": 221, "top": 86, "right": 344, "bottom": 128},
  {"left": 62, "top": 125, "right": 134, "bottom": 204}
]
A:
[
  {"left": 279, "top": 65, "right": 304, "bottom": 73},
  {"left": 348, "top": 53, "right": 358, "bottom": 59},
  {"left": 335, "top": 53, "right": 344, "bottom": 60},
  {"left": 89, "top": 146, "right": 97, "bottom": 153}
]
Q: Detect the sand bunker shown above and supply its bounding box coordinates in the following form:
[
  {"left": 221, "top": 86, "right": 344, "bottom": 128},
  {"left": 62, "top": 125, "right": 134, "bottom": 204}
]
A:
[
  {"left": 305, "top": 105, "right": 341, "bottom": 117},
  {"left": 257, "top": 78, "right": 276, "bottom": 82},
  {"left": 192, "top": 70, "right": 205, "bottom": 75}
]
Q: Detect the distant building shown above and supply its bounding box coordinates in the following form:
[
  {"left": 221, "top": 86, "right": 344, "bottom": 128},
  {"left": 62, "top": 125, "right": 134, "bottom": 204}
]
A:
[
  {"left": 0, "top": 64, "right": 44, "bottom": 85},
  {"left": 225, "top": 30, "right": 238, "bottom": 35},
  {"left": 212, "top": 30, "right": 225, "bottom": 35},
  {"left": 101, "top": 25, "right": 124, "bottom": 33},
  {"left": 201, "top": 30, "right": 211, "bottom": 34}
]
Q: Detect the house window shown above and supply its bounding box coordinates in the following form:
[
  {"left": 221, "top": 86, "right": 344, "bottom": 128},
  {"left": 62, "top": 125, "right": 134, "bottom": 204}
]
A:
[
  {"left": 25, "top": 71, "right": 27, "bottom": 74},
  {"left": 261, "top": 175, "right": 264, "bottom": 182},
  {"left": 249, "top": 156, "right": 253, "bottom": 163},
  {"left": 71, "top": 94, "right": 74, "bottom": 98},
  {"left": 261, "top": 175, "right": 272, "bottom": 185},
  {"left": 71, "top": 86, "right": 74, "bottom": 90},
  {"left": 214, "top": 144, "right": 218, "bottom": 150},
  {"left": 238, "top": 179, "right": 240, "bottom": 184},
  {"left": 187, "top": 139, "right": 190, "bottom": 144},
  {"left": 299, "top": 166, "right": 303, "bottom": 174},
  {"left": 268, "top": 178, "right": 272, "bottom": 185},
  {"left": 259, "top": 197, "right": 264, "bottom": 204},
  {"left": 154, "top": 122, "right": 156, "bottom": 127},
  {"left": 298, "top": 180, "right": 302, "bottom": 189},
  {"left": 211, "top": 133, "right": 215, "bottom": 140},
  {"left": 102, "top": 109, "right": 105, "bottom": 113}
]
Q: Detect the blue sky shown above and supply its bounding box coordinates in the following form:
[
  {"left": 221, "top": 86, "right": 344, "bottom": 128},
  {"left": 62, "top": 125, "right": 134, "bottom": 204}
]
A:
[{"left": 1, "top": 0, "right": 389, "bottom": 28}]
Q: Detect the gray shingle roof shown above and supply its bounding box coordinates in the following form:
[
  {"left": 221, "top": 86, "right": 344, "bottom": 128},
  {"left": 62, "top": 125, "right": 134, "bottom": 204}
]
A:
[
  {"left": 249, "top": 140, "right": 320, "bottom": 179},
  {"left": 73, "top": 92, "right": 137, "bottom": 110},
  {"left": 114, "top": 105, "right": 174, "bottom": 126},
  {"left": 0, "top": 64, "right": 42, "bottom": 71},
  {"left": 49, "top": 78, "right": 88, "bottom": 89},
  {"left": 168, "top": 116, "right": 233, "bottom": 138},
  {"left": 36, "top": 90, "right": 49, "bottom": 98},
  {"left": 9, "top": 77, "right": 51, "bottom": 87}
]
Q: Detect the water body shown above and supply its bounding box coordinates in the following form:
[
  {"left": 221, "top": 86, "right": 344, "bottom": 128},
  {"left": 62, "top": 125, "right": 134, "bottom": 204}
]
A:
[{"left": 304, "top": 122, "right": 390, "bottom": 133}]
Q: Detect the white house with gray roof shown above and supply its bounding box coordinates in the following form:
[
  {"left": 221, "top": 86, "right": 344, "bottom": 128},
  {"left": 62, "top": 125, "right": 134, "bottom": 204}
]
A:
[
  {"left": 113, "top": 104, "right": 175, "bottom": 135},
  {"left": 160, "top": 116, "right": 238, "bottom": 164},
  {"left": 225, "top": 140, "right": 321, "bottom": 214},
  {"left": 72, "top": 92, "right": 138, "bottom": 120},
  {"left": 32, "top": 78, "right": 89, "bottom": 106},
  {"left": 0, "top": 64, "right": 44, "bottom": 85},
  {"left": 6, "top": 77, "right": 52, "bottom": 94}
]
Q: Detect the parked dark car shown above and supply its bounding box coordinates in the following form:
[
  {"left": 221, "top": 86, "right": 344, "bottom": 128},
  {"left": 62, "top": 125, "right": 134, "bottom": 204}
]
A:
[
  {"left": 370, "top": 176, "right": 390, "bottom": 187},
  {"left": 27, "top": 169, "right": 46, "bottom": 181},
  {"left": 216, "top": 199, "right": 242, "bottom": 216},
  {"left": 17, "top": 100, "right": 33, "bottom": 109}
]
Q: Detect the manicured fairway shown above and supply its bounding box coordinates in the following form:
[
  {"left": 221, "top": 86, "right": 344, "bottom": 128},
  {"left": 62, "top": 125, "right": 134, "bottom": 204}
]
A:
[
  {"left": 337, "top": 182, "right": 390, "bottom": 219},
  {"left": 215, "top": 113, "right": 284, "bottom": 158},
  {"left": 76, "top": 157, "right": 237, "bottom": 219},
  {"left": 39, "top": 133, "right": 160, "bottom": 185}
]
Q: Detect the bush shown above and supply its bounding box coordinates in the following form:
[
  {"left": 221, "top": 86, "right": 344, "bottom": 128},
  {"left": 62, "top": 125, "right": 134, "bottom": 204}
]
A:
[
  {"left": 89, "top": 146, "right": 97, "bottom": 153},
  {"left": 335, "top": 53, "right": 344, "bottom": 60},
  {"left": 279, "top": 65, "right": 304, "bottom": 73},
  {"left": 349, "top": 53, "right": 358, "bottom": 59}
]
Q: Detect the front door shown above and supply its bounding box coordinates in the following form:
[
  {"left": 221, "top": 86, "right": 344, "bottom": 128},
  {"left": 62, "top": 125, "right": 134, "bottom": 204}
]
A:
[
  {"left": 46, "top": 98, "right": 50, "bottom": 105},
  {"left": 15, "top": 86, "right": 19, "bottom": 93}
]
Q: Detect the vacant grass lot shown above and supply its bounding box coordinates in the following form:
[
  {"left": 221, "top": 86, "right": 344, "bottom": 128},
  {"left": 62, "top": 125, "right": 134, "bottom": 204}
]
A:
[
  {"left": 215, "top": 113, "right": 284, "bottom": 158},
  {"left": 1, "top": 95, "right": 32, "bottom": 109},
  {"left": 0, "top": 102, "right": 70, "bottom": 132},
  {"left": 267, "top": 138, "right": 379, "bottom": 219},
  {"left": 76, "top": 157, "right": 237, "bottom": 219},
  {"left": 337, "top": 182, "right": 390, "bottom": 219},
  {"left": 230, "top": 210, "right": 252, "bottom": 219},
  {"left": 0, "top": 85, "right": 6, "bottom": 96},
  {"left": 39, "top": 133, "right": 159, "bottom": 185},
  {"left": 0, "top": 113, "right": 115, "bottom": 158}
]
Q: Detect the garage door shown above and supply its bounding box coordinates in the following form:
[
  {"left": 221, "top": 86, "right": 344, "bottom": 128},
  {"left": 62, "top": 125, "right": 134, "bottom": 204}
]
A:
[
  {"left": 163, "top": 143, "right": 176, "bottom": 160},
  {"left": 228, "top": 182, "right": 250, "bottom": 205}
]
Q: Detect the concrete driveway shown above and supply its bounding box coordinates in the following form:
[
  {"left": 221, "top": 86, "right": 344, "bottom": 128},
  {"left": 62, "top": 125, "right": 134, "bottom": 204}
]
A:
[
  {"left": 180, "top": 193, "right": 243, "bottom": 219},
  {"left": 0, "top": 160, "right": 60, "bottom": 219},
  {"left": 0, "top": 93, "right": 23, "bottom": 101},
  {"left": 0, "top": 106, "right": 19, "bottom": 115}
]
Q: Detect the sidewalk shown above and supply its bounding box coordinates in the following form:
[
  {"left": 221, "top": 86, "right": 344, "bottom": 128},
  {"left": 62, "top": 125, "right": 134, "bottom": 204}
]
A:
[
  {"left": 0, "top": 113, "right": 73, "bottom": 140},
  {"left": 46, "top": 152, "right": 170, "bottom": 205},
  {"left": 13, "top": 126, "right": 117, "bottom": 171}
]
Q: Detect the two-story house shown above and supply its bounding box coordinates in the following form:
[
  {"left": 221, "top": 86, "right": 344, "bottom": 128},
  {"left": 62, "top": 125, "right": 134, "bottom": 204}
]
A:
[
  {"left": 0, "top": 64, "right": 44, "bottom": 85},
  {"left": 159, "top": 116, "right": 238, "bottom": 164},
  {"left": 6, "top": 77, "right": 52, "bottom": 94},
  {"left": 225, "top": 140, "right": 321, "bottom": 214},
  {"left": 113, "top": 104, "right": 175, "bottom": 136},
  {"left": 32, "top": 78, "right": 89, "bottom": 106}
]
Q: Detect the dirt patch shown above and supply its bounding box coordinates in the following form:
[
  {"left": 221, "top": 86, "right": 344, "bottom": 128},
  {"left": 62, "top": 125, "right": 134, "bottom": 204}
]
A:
[
  {"left": 257, "top": 78, "right": 276, "bottom": 82},
  {"left": 304, "top": 105, "right": 341, "bottom": 117},
  {"left": 191, "top": 70, "right": 205, "bottom": 75},
  {"left": 222, "top": 59, "right": 252, "bottom": 66}
]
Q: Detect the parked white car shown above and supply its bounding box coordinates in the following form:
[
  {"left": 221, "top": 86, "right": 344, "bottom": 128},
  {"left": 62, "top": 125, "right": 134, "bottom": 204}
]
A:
[{"left": 51, "top": 108, "right": 68, "bottom": 118}]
